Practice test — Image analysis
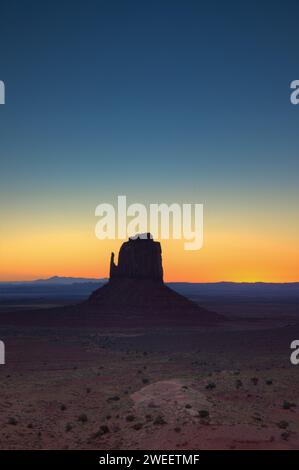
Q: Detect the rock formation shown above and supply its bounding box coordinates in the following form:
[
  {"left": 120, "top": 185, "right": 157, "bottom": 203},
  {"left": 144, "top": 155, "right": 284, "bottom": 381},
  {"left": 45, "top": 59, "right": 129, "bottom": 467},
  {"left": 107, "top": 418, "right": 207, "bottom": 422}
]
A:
[
  {"left": 87, "top": 234, "right": 223, "bottom": 326},
  {"left": 109, "top": 233, "right": 163, "bottom": 282},
  {"left": 0, "top": 234, "right": 224, "bottom": 328}
]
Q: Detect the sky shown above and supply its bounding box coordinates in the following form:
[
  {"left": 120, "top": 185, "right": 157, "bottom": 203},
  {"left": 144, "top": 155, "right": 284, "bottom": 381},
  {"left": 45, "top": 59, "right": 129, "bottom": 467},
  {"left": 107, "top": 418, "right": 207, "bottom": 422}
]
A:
[{"left": 0, "top": 0, "right": 298, "bottom": 282}]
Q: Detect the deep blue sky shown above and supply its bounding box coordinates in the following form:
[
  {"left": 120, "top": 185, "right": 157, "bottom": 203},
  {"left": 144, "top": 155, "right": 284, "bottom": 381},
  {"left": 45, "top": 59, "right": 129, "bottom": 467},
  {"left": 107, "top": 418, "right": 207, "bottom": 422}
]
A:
[
  {"left": 1, "top": 1, "right": 298, "bottom": 197},
  {"left": 0, "top": 1, "right": 298, "bottom": 280}
]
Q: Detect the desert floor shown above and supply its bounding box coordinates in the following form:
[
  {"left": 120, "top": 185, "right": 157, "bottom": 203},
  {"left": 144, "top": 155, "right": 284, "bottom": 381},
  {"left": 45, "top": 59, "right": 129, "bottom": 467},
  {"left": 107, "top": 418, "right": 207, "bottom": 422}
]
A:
[{"left": 0, "top": 313, "right": 299, "bottom": 450}]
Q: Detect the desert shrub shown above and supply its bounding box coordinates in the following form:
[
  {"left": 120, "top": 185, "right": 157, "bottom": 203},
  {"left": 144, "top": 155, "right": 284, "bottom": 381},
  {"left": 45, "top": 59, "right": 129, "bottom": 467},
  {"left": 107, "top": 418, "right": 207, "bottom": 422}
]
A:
[
  {"left": 153, "top": 415, "right": 167, "bottom": 425},
  {"left": 92, "top": 425, "right": 110, "bottom": 438},
  {"left": 107, "top": 396, "right": 120, "bottom": 402},
  {"left": 277, "top": 420, "right": 289, "bottom": 429},
  {"left": 132, "top": 423, "right": 143, "bottom": 430},
  {"left": 235, "top": 379, "right": 243, "bottom": 389},
  {"left": 78, "top": 413, "right": 88, "bottom": 423},
  {"left": 283, "top": 400, "right": 296, "bottom": 410},
  {"left": 126, "top": 415, "right": 135, "bottom": 422},
  {"left": 65, "top": 422, "right": 73, "bottom": 432},
  {"left": 8, "top": 417, "right": 17, "bottom": 425},
  {"left": 253, "top": 414, "right": 262, "bottom": 422},
  {"left": 198, "top": 410, "right": 209, "bottom": 419},
  {"left": 99, "top": 425, "right": 110, "bottom": 434},
  {"left": 206, "top": 382, "right": 216, "bottom": 390}
]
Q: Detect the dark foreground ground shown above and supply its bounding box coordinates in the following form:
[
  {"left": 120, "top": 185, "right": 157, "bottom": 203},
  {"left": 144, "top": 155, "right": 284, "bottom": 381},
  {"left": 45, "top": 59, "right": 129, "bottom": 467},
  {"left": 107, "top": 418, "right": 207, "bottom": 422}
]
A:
[{"left": 0, "top": 297, "right": 298, "bottom": 450}]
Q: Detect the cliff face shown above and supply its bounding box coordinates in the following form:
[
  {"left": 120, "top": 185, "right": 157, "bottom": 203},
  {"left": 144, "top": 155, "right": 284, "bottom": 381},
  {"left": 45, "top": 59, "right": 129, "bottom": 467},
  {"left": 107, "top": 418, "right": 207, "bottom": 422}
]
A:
[{"left": 110, "top": 233, "right": 163, "bottom": 282}]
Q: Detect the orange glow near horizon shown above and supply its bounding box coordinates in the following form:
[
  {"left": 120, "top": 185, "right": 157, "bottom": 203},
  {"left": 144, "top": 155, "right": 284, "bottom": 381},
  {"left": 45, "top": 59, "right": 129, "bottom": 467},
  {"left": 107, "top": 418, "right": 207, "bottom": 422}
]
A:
[{"left": 1, "top": 227, "right": 298, "bottom": 283}]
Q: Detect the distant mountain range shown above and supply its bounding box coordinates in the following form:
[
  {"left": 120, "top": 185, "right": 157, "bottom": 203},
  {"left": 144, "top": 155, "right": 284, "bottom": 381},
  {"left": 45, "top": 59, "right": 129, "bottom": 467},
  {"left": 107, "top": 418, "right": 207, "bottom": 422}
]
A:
[
  {"left": 0, "top": 276, "right": 298, "bottom": 302},
  {"left": 168, "top": 282, "right": 299, "bottom": 302},
  {"left": 0, "top": 277, "right": 107, "bottom": 303},
  {"left": 0, "top": 276, "right": 107, "bottom": 286},
  {"left": 1, "top": 276, "right": 298, "bottom": 287}
]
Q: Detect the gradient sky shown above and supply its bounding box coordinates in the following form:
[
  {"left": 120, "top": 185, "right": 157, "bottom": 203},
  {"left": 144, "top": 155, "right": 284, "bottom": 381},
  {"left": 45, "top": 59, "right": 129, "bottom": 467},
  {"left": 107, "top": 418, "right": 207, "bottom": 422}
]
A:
[{"left": 0, "top": 0, "right": 298, "bottom": 282}]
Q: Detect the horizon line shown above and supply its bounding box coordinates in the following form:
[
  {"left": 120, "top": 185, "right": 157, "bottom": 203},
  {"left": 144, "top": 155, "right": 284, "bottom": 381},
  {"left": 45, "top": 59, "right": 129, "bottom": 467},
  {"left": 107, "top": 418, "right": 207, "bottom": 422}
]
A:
[{"left": 0, "top": 275, "right": 299, "bottom": 285}]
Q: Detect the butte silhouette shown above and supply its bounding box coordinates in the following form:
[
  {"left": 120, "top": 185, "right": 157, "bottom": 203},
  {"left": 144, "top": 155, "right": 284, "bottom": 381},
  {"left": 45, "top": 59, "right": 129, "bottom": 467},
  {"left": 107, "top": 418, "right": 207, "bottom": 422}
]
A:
[
  {"left": 0, "top": 234, "right": 223, "bottom": 327},
  {"left": 84, "top": 233, "right": 223, "bottom": 326}
]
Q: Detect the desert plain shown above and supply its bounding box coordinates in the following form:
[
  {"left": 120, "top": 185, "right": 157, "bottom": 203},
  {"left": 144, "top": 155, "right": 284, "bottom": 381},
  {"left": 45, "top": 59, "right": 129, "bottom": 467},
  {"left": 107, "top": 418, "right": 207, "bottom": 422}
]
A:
[{"left": 0, "top": 298, "right": 298, "bottom": 450}]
